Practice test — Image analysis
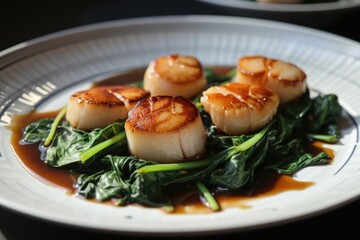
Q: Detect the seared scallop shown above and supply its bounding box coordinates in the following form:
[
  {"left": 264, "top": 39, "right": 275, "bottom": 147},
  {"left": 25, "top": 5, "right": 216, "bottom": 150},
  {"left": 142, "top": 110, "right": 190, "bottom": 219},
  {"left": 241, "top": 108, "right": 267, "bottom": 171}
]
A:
[
  {"left": 233, "top": 56, "right": 307, "bottom": 104},
  {"left": 200, "top": 82, "right": 279, "bottom": 135},
  {"left": 66, "top": 85, "right": 150, "bottom": 131},
  {"left": 143, "top": 54, "right": 207, "bottom": 99},
  {"left": 125, "top": 96, "right": 206, "bottom": 163}
]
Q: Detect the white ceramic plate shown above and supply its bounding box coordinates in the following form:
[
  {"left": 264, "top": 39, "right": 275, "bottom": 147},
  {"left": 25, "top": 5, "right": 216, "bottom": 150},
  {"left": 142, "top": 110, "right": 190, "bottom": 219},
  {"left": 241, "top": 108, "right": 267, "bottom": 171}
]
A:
[{"left": 1, "top": 15, "right": 360, "bottom": 236}]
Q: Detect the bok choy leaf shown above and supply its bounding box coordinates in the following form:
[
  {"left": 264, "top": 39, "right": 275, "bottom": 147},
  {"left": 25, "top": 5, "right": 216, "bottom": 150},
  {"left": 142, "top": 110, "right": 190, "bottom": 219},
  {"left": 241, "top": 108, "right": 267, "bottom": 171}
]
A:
[{"left": 22, "top": 120, "right": 127, "bottom": 168}]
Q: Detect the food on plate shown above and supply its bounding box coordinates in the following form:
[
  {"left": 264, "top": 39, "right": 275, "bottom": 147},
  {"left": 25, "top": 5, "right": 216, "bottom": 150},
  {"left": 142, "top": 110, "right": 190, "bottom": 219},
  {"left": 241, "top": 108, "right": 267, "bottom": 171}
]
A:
[
  {"left": 15, "top": 54, "right": 343, "bottom": 213},
  {"left": 143, "top": 54, "right": 207, "bottom": 99},
  {"left": 201, "top": 82, "right": 279, "bottom": 135},
  {"left": 125, "top": 95, "right": 206, "bottom": 163},
  {"left": 233, "top": 56, "right": 306, "bottom": 104},
  {"left": 66, "top": 85, "right": 149, "bottom": 131}
]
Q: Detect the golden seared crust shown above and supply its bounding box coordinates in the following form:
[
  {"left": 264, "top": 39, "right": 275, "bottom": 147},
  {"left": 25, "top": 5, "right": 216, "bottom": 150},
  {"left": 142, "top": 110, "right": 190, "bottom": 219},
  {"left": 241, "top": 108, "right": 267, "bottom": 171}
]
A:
[
  {"left": 125, "top": 95, "right": 206, "bottom": 163},
  {"left": 144, "top": 54, "right": 207, "bottom": 99},
  {"left": 66, "top": 85, "right": 150, "bottom": 131},
  {"left": 201, "top": 82, "right": 279, "bottom": 135},
  {"left": 126, "top": 96, "right": 199, "bottom": 133},
  {"left": 235, "top": 56, "right": 307, "bottom": 104},
  {"left": 237, "top": 56, "right": 267, "bottom": 86},
  {"left": 267, "top": 59, "right": 306, "bottom": 86},
  {"left": 70, "top": 85, "right": 150, "bottom": 106},
  {"left": 154, "top": 54, "right": 203, "bottom": 83},
  {"left": 203, "top": 83, "right": 278, "bottom": 111},
  {"left": 237, "top": 56, "right": 306, "bottom": 86}
]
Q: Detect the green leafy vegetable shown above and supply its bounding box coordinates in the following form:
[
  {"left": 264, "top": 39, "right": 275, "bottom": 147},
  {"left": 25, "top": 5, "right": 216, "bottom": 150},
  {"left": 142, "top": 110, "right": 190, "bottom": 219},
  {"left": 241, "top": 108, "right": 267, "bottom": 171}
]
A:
[
  {"left": 21, "top": 118, "right": 53, "bottom": 144},
  {"left": 19, "top": 68, "right": 343, "bottom": 211},
  {"left": 307, "top": 94, "right": 342, "bottom": 143},
  {"left": 76, "top": 155, "right": 166, "bottom": 207},
  {"left": 80, "top": 131, "right": 126, "bottom": 163},
  {"left": 22, "top": 120, "right": 127, "bottom": 168},
  {"left": 273, "top": 152, "right": 330, "bottom": 175}
]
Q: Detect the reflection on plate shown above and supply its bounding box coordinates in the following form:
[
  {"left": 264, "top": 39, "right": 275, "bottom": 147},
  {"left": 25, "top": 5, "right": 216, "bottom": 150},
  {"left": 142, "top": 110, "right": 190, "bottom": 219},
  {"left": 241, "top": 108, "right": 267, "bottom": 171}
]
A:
[
  {"left": 198, "top": 0, "right": 360, "bottom": 27},
  {"left": 1, "top": 15, "right": 360, "bottom": 236}
]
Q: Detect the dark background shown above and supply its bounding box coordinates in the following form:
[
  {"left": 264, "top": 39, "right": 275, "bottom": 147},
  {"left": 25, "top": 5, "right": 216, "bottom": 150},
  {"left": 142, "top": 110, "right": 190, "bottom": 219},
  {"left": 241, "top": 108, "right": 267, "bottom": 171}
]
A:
[
  {"left": 1, "top": 0, "right": 360, "bottom": 239},
  {"left": 2, "top": 0, "right": 360, "bottom": 51}
]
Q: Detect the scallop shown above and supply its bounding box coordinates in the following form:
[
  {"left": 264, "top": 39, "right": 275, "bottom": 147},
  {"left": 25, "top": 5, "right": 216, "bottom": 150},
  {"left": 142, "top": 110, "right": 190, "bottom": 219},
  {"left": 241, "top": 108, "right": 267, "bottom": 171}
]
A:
[
  {"left": 66, "top": 85, "right": 150, "bottom": 131},
  {"left": 125, "top": 95, "right": 206, "bottom": 163},
  {"left": 233, "top": 56, "right": 307, "bottom": 104},
  {"left": 143, "top": 54, "right": 207, "bottom": 99},
  {"left": 200, "top": 82, "right": 279, "bottom": 135}
]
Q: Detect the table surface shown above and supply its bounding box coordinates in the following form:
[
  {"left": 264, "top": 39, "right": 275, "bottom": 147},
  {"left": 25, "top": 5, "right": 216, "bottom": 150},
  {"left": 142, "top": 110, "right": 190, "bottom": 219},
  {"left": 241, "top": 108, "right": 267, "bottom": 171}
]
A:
[{"left": 1, "top": 0, "right": 360, "bottom": 239}]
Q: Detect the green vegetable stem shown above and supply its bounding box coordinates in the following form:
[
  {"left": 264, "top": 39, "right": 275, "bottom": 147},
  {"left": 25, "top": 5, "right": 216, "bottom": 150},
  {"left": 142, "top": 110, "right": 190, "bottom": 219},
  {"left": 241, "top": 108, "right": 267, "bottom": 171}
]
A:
[{"left": 44, "top": 106, "right": 67, "bottom": 147}]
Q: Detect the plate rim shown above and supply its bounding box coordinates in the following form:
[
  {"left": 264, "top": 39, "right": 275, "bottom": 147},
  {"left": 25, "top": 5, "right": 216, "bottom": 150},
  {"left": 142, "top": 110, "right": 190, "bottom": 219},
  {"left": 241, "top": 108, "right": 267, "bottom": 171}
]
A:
[
  {"left": 2, "top": 14, "right": 360, "bottom": 62},
  {"left": 1, "top": 15, "right": 360, "bottom": 236}
]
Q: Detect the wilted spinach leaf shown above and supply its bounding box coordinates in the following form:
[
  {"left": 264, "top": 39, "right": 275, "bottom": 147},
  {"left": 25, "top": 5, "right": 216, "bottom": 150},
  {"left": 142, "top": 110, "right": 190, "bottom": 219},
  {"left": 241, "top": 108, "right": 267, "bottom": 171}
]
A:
[
  {"left": 22, "top": 120, "right": 127, "bottom": 168},
  {"left": 76, "top": 155, "right": 166, "bottom": 207}
]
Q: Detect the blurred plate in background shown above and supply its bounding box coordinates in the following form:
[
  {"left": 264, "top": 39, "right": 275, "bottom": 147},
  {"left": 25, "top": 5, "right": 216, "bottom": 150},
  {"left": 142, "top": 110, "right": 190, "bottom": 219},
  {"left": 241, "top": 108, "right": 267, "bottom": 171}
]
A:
[{"left": 198, "top": 0, "right": 360, "bottom": 27}]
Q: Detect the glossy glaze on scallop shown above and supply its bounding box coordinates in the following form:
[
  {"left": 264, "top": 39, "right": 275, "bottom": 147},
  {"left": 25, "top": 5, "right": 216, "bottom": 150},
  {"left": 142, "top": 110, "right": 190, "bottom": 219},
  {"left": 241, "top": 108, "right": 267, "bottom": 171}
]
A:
[
  {"left": 143, "top": 54, "right": 207, "bottom": 99},
  {"left": 125, "top": 95, "right": 206, "bottom": 163},
  {"left": 233, "top": 56, "right": 307, "bottom": 104},
  {"left": 201, "top": 82, "right": 279, "bottom": 135},
  {"left": 66, "top": 85, "right": 149, "bottom": 131}
]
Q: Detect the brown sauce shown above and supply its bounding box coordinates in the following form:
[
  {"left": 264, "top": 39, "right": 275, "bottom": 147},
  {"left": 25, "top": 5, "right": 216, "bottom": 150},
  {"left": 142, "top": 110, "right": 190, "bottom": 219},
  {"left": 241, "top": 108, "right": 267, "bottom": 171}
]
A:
[
  {"left": 9, "top": 66, "right": 334, "bottom": 214},
  {"left": 10, "top": 111, "right": 77, "bottom": 194},
  {"left": 166, "top": 171, "right": 314, "bottom": 214}
]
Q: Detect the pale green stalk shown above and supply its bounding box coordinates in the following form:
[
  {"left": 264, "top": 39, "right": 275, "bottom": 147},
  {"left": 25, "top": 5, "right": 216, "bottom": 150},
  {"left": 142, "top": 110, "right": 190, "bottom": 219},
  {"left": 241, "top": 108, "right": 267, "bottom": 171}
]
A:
[
  {"left": 196, "top": 181, "right": 220, "bottom": 211},
  {"left": 80, "top": 131, "right": 126, "bottom": 163},
  {"left": 44, "top": 106, "right": 67, "bottom": 147}
]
